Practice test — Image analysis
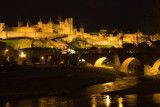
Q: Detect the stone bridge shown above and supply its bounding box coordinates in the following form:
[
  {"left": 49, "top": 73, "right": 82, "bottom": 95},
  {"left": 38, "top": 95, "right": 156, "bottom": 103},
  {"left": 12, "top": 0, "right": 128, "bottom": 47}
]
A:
[{"left": 78, "top": 52, "right": 160, "bottom": 75}]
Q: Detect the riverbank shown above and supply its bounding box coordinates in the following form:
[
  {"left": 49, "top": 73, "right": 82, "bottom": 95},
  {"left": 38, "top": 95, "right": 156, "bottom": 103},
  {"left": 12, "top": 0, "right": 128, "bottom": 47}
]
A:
[
  {"left": 102, "top": 76, "right": 160, "bottom": 95},
  {"left": 0, "top": 66, "right": 125, "bottom": 98}
]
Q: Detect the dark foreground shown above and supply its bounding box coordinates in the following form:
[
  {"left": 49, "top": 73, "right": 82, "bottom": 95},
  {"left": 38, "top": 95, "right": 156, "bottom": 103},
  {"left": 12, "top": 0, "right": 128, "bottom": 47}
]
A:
[
  {"left": 0, "top": 66, "right": 124, "bottom": 98},
  {"left": 102, "top": 76, "right": 160, "bottom": 95}
]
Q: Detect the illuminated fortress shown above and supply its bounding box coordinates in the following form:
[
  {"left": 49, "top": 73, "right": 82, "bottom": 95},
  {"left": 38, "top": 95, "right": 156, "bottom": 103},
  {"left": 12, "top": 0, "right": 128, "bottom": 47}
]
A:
[
  {"left": 0, "top": 17, "right": 87, "bottom": 39},
  {"left": 0, "top": 17, "right": 159, "bottom": 48}
]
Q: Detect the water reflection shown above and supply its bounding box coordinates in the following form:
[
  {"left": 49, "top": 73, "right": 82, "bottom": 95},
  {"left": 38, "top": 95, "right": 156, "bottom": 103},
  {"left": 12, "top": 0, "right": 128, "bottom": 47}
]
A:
[
  {"left": 153, "top": 93, "right": 160, "bottom": 104},
  {"left": 90, "top": 94, "right": 160, "bottom": 107},
  {"left": 118, "top": 97, "right": 123, "bottom": 107},
  {"left": 3, "top": 97, "right": 74, "bottom": 107},
  {"left": 91, "top": 95, "right": 111, "bottom": 107},
  {"left": 3, "top": 77, "right": 160, "bottom": 107}
]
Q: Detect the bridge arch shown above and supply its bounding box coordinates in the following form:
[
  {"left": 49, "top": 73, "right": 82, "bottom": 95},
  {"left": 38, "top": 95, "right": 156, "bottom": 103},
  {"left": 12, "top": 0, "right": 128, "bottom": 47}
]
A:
[
  {"left": 144, "top": 65, "right": 154, "bottom": 75},
  {"left": 152, "top": 59, "right": 160, "bottom": 75},
  {"left": 120, "top": 57, "right": 142, "bottom": 74},
  {"left": 94, "top": 57, "right": 107, "bottom": 67}
]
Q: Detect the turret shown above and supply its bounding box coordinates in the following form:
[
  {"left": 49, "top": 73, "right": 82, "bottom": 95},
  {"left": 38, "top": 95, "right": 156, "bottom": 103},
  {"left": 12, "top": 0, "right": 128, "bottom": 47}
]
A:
[
  {"left": 48, "top": 18, "right": 53, "bottom": 32},
  {"left": 0, "top": 23, "right": 5, "bottom": 33},
  {"left": 26, "top": 19, "right": 30, "bottom": 27},
  {"left": 48, "top": 18, "right": 53, "bottom": 24},
  {"left": 73, "top": 26, "right": 77, "bottom": 35},
  {"left": 79, "top": 24, "right": 84, "bottom": 34},
  {"left": 65, "top": 18, "right": 69, "bottom": 24},
  {"left": 38, "top": 18, "right": 43, "bottom": 25},
  {"left": 68, "top": 18, "right": 73, "bottom": 34},
  {"left": 18, "top": 19, "right": 23, "bottom": 27}
]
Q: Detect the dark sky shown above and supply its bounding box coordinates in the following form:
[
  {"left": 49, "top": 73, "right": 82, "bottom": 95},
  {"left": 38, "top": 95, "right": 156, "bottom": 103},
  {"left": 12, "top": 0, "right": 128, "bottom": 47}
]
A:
[{"left": 0, "top": 0, "right": 160, "bottom": 34}]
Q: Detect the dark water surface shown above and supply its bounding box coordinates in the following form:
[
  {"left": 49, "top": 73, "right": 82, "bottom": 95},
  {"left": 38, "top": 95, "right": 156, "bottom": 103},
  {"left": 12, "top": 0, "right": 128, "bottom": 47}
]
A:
[{"left": 2, "top": 76, "right": 160, "bottom": 107}]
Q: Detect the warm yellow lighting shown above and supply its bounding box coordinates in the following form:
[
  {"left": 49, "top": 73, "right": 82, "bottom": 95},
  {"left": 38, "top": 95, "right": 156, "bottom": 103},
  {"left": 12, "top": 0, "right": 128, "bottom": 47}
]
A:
[
  {"left": 120, "top": 57, "right": 141, "bottom": 73},
  {"left": 19, "top": 51, "right": 26, "bottom": 58},
  {"left": 106, "top": 95, "right": 110, "bottom": 106},
  {"left": 5, "top": 101, "right": 10, "bottom": 107},
  {"left": 41, "top": 56, "right": 44, "bottom": 60},
  {"left": 68, "top": 48, "right": 76, "bottom": 54},
  {"left": 118, "top": 97, "right": 123, "bottom": 107},
  {"left": 79, "top": 59, "right": 85, "bottom": 62},
  {"left": 153, "top": 94, "right": 160, "bottom": 104},
  {"left": 152, "top": 59, "right": 160, "bottom": 74},
  {"left": 5, "top": 49, "right": 8, "bottom": 52},
  {"left": 91, "top": 96, "right": 97, "bottom": 107},
  {"left": 5, "top": 49, "right": 9, "bottom": 54},
  {"left": 119, "top": 41, "right": 122, "bottom": 44},
  {"left": 110, "top": 37, "right": 113, "bottom": 41},
  {"left": 124, "top": 95, "right": 137, "bottom": 104},
  {"left": 94, "top": 57, "right": 107, "bottom": 67}
]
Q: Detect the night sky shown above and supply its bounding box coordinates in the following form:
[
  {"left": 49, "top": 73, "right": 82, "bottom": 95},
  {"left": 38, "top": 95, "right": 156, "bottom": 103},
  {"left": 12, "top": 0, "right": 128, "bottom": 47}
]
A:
[{"left": 0, "top": 0, "right": 160, "bottom": 34}]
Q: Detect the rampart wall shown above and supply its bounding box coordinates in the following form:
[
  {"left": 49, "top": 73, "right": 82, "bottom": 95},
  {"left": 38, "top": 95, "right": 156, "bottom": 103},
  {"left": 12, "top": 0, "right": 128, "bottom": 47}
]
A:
[{"left": 0, "top": 31, "right": 61, "bottom": 39}]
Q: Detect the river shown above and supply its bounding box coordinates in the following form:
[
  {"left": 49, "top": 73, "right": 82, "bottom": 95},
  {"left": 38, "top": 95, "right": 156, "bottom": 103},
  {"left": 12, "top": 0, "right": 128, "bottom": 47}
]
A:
[{"left": 2, "top": 76, "right": 160, "bottom": 107}]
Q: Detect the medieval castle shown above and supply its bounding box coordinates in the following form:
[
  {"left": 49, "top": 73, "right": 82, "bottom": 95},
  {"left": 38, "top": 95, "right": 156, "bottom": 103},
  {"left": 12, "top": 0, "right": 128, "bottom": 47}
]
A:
[
  {"left": 0, "top": 17, "right": 159, "bottom": 48},
  {"left": 0, "top": 17, "right": 87, "bottom": 39}
]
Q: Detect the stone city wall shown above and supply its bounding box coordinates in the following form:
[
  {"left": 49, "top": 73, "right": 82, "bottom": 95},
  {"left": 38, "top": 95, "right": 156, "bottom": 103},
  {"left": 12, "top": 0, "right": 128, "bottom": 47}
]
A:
[{"left": 0, "top": 31, "right": 62, "bottom": 39}]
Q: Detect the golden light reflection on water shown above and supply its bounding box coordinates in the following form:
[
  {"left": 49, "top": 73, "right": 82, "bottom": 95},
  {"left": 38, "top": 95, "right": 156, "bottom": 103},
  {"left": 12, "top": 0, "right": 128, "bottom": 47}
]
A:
[
  {"left": 124, "top": 94, "right": 137, "bottom": 104},
  {"left": 38, "top": 97, "right": 74, "bottom": 107},
  {"left": 118, "top": 97, "right": 123, "bottom": 107},
  {"left": 91, "top": 95, "right": 111, "bottom": 107},
  {"left": 91, "top": 96, "right": 96, "bottom": 107},
  {"left": 5, "top": 101, "right": 10, "bottom": 107},
  {"left": 153, "top": 93, "right": 160, "bottom": 104},
  {"left": 106, "top": 95, "right": 111, "bottom": 107}
]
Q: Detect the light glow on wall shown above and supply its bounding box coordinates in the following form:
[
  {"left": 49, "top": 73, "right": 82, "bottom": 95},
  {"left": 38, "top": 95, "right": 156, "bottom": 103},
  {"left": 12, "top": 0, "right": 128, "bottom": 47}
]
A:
[
  {"left": 19, "top": 51, "right": 26, "bottom": 58},
  {"left": 79, "top": 59, "right": 86, "bottom": 62},
  {"left": 152, "top": 59, "right": 160, "bottom": 74},
  {"left": 68, "top": 48, "right": 76, "bottom": 54},
  {"left": 41, "top": 56, "right": 44, "bottom": 60},
  {"left": 94, "top": 57, "right": 107, "bottom": 67}
]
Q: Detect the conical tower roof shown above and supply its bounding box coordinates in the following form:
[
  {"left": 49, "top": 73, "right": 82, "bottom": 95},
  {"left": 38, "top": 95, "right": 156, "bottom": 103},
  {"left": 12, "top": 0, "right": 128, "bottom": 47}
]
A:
[
  {"left": 48, "top": 18, "right": 53, "bottom": 24},
  {"left": 39, "top": 18, "right": 42, "bottom": 22},
  {"left": 65, "top": 18, "right": 69, "bottom": 23}
]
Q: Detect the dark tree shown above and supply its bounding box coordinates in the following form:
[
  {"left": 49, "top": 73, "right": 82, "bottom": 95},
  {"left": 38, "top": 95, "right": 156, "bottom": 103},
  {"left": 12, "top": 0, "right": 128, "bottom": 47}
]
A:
[
  {"left": 152, "top": 40, "right": 160, "bottom": 48},
  {"left": 122, "top": 43, "right": 136, "bottom": 53},
  {"left": 137, "top": 42, "right": 150, "bottom": 53}
]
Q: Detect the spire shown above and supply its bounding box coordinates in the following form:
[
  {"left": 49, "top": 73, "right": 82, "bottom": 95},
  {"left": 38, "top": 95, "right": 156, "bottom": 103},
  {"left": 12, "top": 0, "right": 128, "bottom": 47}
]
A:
[
  {"left": 80, "top": 24, "right": 83, "bottom": 28},
  {"left": 48, "top": 18, "right": 53, "bottom": 24},
  {"left": 26, "top": 19, "right": 30, "bottom": 27},
  {"left": 65, "top": 18, "right": 69, "bottom": 24},
  {"left": 39, "top": 18, "right": 42, "bottom": 22},
  {"left": 18, "top": 17, "right": 23, "bottom": 27},
  {"left": 38, "top": 18, "right": 43, "bottom": 25}
]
